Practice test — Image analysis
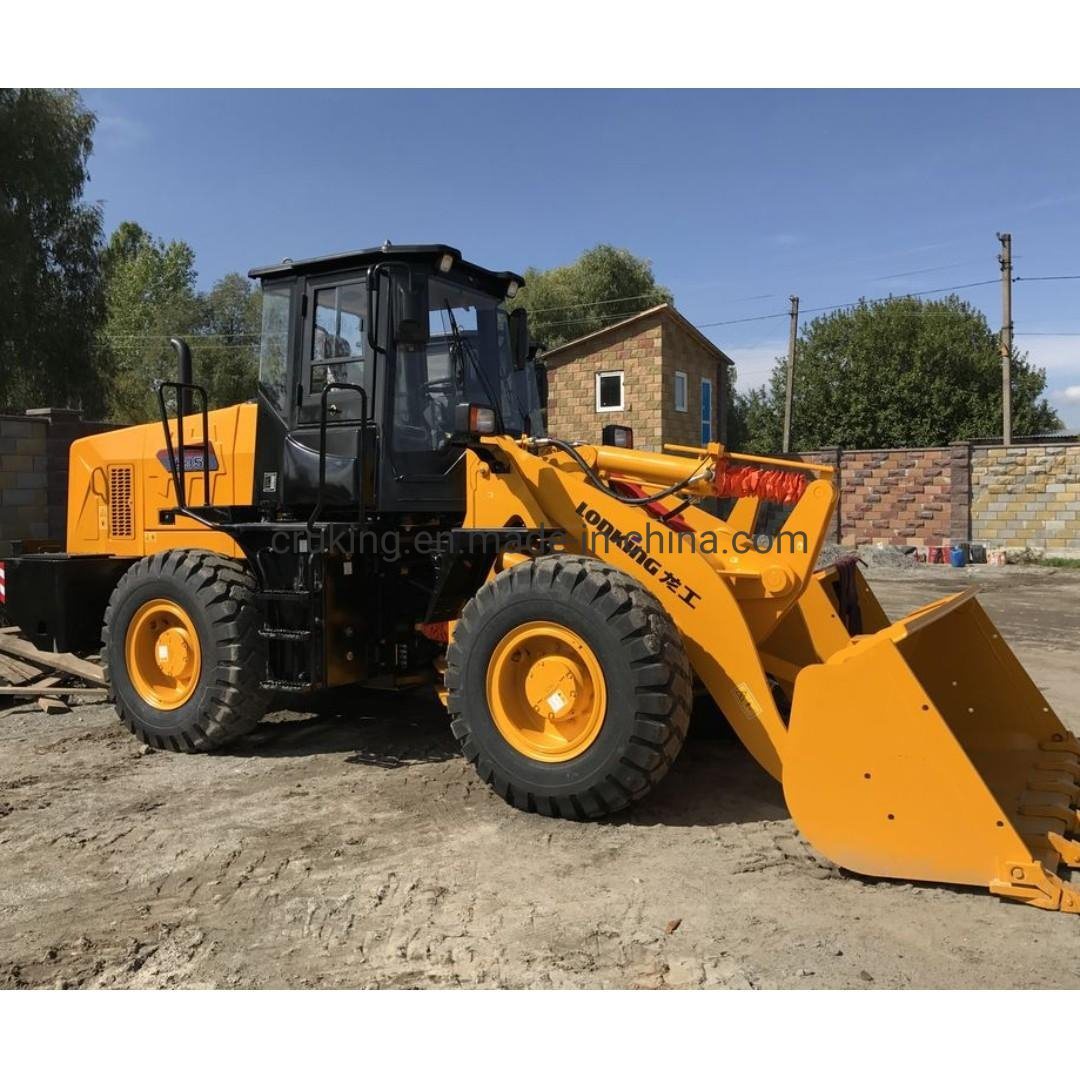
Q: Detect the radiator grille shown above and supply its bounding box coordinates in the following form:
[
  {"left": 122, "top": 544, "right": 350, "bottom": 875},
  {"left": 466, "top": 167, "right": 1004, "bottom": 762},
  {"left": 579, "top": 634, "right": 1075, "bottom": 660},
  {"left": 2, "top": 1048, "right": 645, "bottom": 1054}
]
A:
[{"left": 108, "top": 465, "right": 134, "bottom": 540}]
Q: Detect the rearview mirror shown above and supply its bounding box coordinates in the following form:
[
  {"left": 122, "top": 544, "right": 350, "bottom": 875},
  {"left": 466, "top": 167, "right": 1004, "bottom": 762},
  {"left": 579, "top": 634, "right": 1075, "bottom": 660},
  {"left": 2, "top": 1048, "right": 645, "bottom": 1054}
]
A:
[{"left": 509, "top": 307, "right": 529, "bottom": 371}]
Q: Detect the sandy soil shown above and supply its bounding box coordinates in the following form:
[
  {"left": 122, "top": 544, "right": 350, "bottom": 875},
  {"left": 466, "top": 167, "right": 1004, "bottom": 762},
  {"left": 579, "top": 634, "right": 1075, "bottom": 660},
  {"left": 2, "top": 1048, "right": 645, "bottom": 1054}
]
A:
[{"left": 1, "top": 565, "right": 1079, "bottom": 989}]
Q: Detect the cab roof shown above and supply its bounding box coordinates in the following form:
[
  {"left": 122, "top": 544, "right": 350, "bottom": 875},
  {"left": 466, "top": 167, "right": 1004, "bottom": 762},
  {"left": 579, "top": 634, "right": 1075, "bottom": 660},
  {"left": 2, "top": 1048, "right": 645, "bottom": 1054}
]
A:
[{"left": 248, "top": 243, "right": 525, "bottom": 294}]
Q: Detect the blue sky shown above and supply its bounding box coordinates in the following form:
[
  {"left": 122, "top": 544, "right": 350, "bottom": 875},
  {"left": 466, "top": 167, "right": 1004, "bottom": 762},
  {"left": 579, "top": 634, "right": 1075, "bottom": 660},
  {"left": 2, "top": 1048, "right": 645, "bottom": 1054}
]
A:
[{"left": 82, "top": 89, "right": 1080, "bottom": 428}]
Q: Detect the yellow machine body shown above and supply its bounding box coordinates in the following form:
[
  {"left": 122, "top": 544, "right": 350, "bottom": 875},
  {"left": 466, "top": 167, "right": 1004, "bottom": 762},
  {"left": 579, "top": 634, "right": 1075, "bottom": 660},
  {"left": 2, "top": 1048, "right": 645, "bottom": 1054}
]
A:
[
  {"left": 463, "top": 435, "right": 1080, "bottom": 913},
  {"left": 66, "top": 403, "right": 257, "bottom": 560}
]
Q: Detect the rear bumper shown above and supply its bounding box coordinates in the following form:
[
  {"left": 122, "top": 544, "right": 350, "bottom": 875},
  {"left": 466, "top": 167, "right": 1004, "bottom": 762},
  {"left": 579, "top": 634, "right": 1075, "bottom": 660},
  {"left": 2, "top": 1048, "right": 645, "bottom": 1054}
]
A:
[{"left": 3, "top": 553, "right": 134, "bottom": 653}]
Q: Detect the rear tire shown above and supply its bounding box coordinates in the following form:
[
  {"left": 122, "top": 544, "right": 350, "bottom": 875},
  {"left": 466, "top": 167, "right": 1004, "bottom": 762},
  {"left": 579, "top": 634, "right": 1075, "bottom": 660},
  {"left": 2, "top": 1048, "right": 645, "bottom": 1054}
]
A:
[
  {"left": 446, "top": 555, "right": 692, "bottom": 819},
  {"left": 102, "top": 550, "right": 268, "bottom": 751}
]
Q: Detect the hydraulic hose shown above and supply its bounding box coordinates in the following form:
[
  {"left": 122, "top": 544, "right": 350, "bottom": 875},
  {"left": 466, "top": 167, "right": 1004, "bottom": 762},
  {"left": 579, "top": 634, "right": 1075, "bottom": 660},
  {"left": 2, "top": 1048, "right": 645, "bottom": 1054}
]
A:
[{"left": 533, "top": 437, "right": 710, "bottom": 506}]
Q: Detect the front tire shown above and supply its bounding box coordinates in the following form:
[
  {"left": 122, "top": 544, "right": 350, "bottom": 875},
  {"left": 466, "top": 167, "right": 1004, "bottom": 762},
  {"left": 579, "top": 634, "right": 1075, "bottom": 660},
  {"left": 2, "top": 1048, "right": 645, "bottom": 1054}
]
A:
[
  {"left": 102, "top": 550, "right": 268, "bottom": 751},
  {"left": 446, "top": 555, "right": 692, "bottom": 819}
]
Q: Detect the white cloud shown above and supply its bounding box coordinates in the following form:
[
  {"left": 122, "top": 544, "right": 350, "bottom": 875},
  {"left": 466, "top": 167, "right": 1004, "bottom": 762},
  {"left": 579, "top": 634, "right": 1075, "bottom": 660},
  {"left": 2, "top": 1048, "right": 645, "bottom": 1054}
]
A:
[
  {"left": 94, "top": 112, "right": 150, "bottom": 150},
  {"left": 1055, "top": 385, "right": 1080, "bottom": 402},
  {"left": 725, "top": 342, "right": 785, "bottom": 392},
  {"left": 1017, "top": 334, "right": 1080, "bottom": 375},
  {"left": 1023, "top": 192, "right": 1080, "bottom": 212}
]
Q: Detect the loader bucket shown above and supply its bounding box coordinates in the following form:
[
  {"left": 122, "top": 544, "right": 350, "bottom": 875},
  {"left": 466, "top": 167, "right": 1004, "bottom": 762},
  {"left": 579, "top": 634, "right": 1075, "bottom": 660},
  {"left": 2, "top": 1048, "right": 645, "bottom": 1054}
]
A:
[{"left": 782, "top": 588, "right": 1080, "bottom": 913}]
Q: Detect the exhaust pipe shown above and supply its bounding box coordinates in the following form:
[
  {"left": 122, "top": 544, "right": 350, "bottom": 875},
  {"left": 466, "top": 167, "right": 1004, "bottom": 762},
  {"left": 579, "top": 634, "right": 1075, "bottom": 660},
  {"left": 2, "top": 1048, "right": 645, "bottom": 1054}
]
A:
[{"left": 170, "top": 337, "right": 193, "bottom": 414}]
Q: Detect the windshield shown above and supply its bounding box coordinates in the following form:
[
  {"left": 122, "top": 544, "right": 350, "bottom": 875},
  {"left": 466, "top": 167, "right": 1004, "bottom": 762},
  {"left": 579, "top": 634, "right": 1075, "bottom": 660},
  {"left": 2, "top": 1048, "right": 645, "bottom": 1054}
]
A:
[{"left": 391, "top": 276, "right": 536, "bottom": 455}]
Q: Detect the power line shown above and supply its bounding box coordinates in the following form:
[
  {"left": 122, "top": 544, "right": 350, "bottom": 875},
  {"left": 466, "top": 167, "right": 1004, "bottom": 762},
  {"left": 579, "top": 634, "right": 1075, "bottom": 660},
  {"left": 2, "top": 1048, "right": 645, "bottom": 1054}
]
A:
[
  {"left": 94, "top": 267, "right": 1080, "bottom": 349},
  {"left": 796, "top": 278, "right": 1000, "bottom": 318},
  {"left": 550, "top": 276, "right": 1003, "bottom": 337},
  {"left": 1014, "top": 274, "right": 1080, "bottom": 282},
  {"left": 526, "top": 291, "right": 668, "bottom": 315},
  {"left": 689, "top": 310, "right": 791, "bottom": 330},
  {"left": 872, "top": 259, "right": 991, "bottom": 281}
]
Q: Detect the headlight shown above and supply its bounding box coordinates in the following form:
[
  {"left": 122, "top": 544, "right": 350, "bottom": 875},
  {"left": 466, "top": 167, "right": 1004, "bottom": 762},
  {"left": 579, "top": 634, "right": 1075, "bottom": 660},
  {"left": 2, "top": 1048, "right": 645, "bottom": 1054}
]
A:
[{"left": 602, "top": 424, "right": 634, "bottom": 449}]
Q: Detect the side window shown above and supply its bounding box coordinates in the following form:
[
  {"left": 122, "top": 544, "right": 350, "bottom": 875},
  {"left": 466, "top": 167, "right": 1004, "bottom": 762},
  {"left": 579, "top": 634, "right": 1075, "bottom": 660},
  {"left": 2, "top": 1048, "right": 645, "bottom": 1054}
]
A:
[
  {"left": 701, "top": 377, "right": 713, "bottom": 444},
  {"left": 257, "top": 284, "right": 291, "bottom": 415},
  {"left": 596, "top": 370, "right": 624, "bottom": 412},
  {"left": 674, "top": 370, "right": 688, "bottom": 412},
  {"left": 311, "top": 283, "right": 366, "bottom": 394}
]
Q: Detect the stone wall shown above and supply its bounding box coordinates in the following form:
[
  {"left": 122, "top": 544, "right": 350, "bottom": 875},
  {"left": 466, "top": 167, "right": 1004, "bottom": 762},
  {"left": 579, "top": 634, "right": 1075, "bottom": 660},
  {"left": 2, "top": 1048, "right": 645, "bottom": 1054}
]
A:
[
  {"left": 0, "top": 415, "right": 50, "bottom": 545},
  {"left": 757, "top": 439, "right": 1080, "bottom": 553},
  {"left": 659, "top": 318, "right": 724, "bottom": 449},
  {"left": 544, "top": 307, "right": 731, "bottom": 453},
  {"left": 833, "top": 446, "right": 954, "bottom": 547},
  {"left": 971, "top": 444, "right": 1080, "bottom": 554},
  {"left": 545, "top": 314, "right": 664, "bottom": 450}
]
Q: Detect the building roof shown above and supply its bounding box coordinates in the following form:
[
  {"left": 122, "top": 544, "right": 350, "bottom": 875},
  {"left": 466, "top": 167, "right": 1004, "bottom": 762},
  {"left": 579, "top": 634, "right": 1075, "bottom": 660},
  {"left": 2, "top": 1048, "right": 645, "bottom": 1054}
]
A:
[{"left": 540, "top": 303, "right": 733, "bottom": 366}]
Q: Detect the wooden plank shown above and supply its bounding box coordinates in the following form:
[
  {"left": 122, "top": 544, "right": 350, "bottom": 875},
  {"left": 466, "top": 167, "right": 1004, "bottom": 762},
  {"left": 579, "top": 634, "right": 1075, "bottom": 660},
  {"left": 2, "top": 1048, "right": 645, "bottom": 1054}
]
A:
[
  {"left": 0, "top": 636, "right": 106, "bottom": 686},
  {"left": 30, "top": 677, "right": 68, "bottom": 715},
  {"left": 0, "top": 686, "right": 107, "bottom": 698},
  {"left": 0, "top": 652, "right": 43, "bottom": 685}
]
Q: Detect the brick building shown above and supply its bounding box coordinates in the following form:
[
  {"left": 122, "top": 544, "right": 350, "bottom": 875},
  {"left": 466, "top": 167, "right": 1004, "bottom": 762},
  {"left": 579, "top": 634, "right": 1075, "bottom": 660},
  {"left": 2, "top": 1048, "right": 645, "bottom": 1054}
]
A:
[{"left": 542, "top": 304, "right": 733, "bottom": 452}]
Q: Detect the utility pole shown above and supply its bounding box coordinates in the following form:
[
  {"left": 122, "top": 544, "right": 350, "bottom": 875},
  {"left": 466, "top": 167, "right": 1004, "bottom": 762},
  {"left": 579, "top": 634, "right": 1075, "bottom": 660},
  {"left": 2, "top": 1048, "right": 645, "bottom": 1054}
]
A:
[
  {"left": 782, "top": 294, "right": 799, "bottom": 454},
  {"left": 998, "top": 232, "right": 1013, "bottom": 447}
]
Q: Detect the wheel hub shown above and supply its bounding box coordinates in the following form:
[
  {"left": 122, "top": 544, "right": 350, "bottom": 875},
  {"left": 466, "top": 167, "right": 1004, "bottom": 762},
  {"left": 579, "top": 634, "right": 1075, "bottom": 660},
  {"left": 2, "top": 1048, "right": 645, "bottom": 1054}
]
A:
[
  {"left": 125, "top": 599, "right": 202, "bottom": 711},
  {"left": 154, "top": 626, "right": 195, "bottom": 680},
  {"left": 486, "top": 621, "right": 607, "bottom": 762}
]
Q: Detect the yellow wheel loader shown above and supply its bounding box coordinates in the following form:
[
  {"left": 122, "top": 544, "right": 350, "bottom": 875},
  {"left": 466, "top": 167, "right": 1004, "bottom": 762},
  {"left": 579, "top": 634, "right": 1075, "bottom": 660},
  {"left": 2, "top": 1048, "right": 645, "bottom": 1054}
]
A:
[{"left": 4, "top": 243, "right": 1079, "bottom": 914}]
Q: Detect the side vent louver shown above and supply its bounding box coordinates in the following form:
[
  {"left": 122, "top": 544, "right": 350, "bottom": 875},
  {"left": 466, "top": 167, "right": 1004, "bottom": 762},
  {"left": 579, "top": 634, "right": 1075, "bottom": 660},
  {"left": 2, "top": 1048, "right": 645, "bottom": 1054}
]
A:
[{"left": 108, "top": 465, "right": 134, "bottom": 539}]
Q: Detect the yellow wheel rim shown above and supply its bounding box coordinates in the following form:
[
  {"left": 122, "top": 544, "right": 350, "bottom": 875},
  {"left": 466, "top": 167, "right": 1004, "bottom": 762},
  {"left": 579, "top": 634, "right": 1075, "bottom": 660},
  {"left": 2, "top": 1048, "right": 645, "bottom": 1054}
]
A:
[
  {"left": 124, "top": 599, "right": 202, "bottom": 711},
  {"left": 486, "top": 620, "right": 607, "bottom": 763}
]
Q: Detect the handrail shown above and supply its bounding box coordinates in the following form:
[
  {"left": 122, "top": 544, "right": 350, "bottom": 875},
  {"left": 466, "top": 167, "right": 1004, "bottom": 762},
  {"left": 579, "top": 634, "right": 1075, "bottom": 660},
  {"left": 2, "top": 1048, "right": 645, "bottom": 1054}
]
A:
[
  {"left": 156, "top": 380, "right": 211, "bottom": 509},
  {"left": 309, "top": 382, "right": 370, "bottom": 528}
]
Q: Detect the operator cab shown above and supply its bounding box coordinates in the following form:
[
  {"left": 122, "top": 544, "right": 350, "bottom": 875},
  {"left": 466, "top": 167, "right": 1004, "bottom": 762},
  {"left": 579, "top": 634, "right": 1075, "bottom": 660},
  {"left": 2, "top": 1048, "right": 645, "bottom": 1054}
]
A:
[{"left": 249, "top": 244, "right": 542, "bottom": 518}]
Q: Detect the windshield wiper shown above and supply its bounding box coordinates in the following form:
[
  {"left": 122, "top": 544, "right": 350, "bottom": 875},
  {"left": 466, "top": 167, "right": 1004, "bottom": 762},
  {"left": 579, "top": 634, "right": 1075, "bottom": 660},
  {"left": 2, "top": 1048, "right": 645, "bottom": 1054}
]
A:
[{"left": 444, "top": 302, "right": 507, "bottom": 433}]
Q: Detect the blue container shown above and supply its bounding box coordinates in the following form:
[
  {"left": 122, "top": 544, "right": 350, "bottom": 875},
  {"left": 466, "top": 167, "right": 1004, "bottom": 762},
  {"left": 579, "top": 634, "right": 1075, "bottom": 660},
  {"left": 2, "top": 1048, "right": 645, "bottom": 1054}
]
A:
[{"left": 950, "top": 546, "right": 967, "bottom": 568}]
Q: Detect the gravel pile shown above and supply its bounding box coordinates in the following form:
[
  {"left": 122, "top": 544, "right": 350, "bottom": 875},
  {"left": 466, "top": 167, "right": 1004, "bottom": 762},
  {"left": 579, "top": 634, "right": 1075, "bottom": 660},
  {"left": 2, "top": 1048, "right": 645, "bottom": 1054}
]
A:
[{"left": 815, "top": 543, "right": 919, "bottom": 570}]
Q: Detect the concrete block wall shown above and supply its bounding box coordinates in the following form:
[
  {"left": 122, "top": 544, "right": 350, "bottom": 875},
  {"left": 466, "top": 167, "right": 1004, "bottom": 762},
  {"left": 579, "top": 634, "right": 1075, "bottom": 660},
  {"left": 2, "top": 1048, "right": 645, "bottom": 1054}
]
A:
[
  {"left": 756, "top": 439, "right": 1080, "bottom": 553},
  {"left": 971, "top": 444, "right": 1080, "bottom": 554},
  {"left": 0, "top": 415, "right": 50, "bottom": 544},
  {"left": 545, "top": 315, "right": 664, "bottom": 451},
  {"left": 659, "top": 319, "right": 723, "bottom": 449},
  {"left": 760, "top": 446, "right": 954, "bottom": 546},
  {"left": 834, "top": 446, "right": 953, "bottom": 546}
]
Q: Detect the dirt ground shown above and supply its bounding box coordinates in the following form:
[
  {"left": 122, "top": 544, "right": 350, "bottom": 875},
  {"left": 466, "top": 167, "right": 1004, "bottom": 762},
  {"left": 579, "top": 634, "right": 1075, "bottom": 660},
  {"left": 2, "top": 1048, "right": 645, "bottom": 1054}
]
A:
[{"left": 2, "top": 565, "right": 1079, "bottom": 989}]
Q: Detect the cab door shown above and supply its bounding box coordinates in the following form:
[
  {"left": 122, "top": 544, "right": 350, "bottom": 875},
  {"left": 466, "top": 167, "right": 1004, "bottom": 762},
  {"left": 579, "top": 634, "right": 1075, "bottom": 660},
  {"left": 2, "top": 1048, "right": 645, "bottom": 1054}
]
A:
[
  {"left": 282, "top": 276, "right": 375, "bottom": 510},
  {"left": 298, "top": 277, "right": 370, "bottom": 424}
]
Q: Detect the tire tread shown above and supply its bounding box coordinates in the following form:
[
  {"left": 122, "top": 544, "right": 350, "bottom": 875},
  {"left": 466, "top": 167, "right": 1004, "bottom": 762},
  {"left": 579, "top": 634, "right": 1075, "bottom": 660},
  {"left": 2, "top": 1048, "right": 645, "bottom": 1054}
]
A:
[{"left": 446, "top": 555, "right": 691, "bottom": 820}]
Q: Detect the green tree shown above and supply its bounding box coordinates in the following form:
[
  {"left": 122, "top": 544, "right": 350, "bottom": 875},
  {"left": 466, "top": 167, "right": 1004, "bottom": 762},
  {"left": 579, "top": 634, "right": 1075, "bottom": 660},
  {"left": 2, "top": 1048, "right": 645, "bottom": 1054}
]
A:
[
  {"left": 100, "top": 222, "right": 202, "bottom": 422},
  {"left": 197, "top": 273, "right": 261, "bottom": 409},
  {"left": 0, "top": 89, "right": 107, "bottom": 415},
  {"left": 732, "top": 294, "right": 1060, "bottom": 453},
  {"left": 510, "top": 244, "right": 673, "bottom": 349}
]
